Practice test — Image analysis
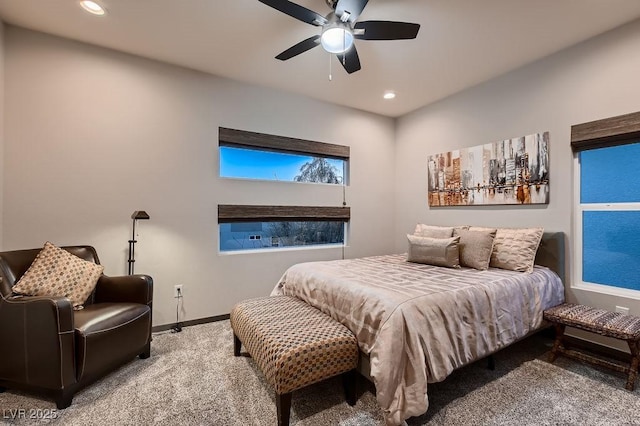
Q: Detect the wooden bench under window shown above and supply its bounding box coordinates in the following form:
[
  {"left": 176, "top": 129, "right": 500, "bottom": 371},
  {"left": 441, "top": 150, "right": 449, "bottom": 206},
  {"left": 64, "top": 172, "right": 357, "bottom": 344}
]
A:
[{"left": 544, "top": 303, "right": 640, "bottom": 391}]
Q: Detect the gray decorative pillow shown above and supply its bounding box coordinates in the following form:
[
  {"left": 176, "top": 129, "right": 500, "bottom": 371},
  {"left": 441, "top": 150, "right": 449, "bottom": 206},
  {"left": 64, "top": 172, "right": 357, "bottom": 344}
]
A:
[
  {"left": 454, "top": 228, "right": 497, "bottom": 270},
  {"left": 413, "top": 224, "right": 454, "bottom": 238},
  {"left": 469, "top": 227, "right": 544, "bottom": 273},
  {"left": 407, "top": 234, "right": 460, "bottom": 268}
]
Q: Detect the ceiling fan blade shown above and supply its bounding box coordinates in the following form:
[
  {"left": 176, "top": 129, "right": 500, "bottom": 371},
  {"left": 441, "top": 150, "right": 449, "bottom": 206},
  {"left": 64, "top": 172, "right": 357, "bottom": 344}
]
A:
[
  {"left": 335, "top": 0, "right": 369, "bottom": 23},
  {"left": 258, "top": 0, "right": 327, "bottom": 26},
  {"left": 337, "top": 46, "right": 361, "bottom": 74},
  {"left": 354, "top": 21, "right": 420, "bottom": 40},
  {"left": 276, "top": 35, "right": 321, "bottom": 60}
]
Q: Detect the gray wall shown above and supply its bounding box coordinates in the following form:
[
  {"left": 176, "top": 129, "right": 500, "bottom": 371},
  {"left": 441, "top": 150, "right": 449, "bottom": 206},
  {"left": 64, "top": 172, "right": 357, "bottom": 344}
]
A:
[
  {"left": 3, "top": 27, "right": 396, "bottom": 327},
  {"left": 395, "top": 19, "right": 640, "bottom": 348}
]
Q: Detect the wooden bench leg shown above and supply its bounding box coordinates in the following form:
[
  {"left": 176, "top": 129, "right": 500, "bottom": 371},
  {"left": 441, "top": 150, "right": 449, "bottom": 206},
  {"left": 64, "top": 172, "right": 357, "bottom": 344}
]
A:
[
  {"left": 342, "top": 369, "right": 357, "bottom": 406},
  {"left": 549, "top": 323, "right": 565, "bottom": 363},
  {"left": 626, "top": 340, "right": 639, "bottom": 391},
  {"left": 276, "top": 392, "right": 292, "bottom": 426},
  {"left": 233, "top": 333, "right": 241, "bottom": 357}
]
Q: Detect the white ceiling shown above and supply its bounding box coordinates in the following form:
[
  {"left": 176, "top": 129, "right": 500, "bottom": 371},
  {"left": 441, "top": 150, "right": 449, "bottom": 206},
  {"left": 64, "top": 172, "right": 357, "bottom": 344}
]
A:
[{"left": 1, "top": 0, "right": 640, "bottom": 117}]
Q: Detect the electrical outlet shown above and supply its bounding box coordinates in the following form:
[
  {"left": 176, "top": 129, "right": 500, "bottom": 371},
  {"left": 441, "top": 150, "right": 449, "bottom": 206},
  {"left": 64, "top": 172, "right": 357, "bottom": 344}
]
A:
[
  {"left": 174, "top": 285, "right": 183, "bottom": 299},
  {"left": 615, "top": 306, "right": 629, "bottom": 315}
]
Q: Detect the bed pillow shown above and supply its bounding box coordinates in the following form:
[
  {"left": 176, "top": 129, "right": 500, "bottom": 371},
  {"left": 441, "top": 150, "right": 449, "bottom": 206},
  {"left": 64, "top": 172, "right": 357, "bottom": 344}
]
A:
[
  {"left": 413, "top": 224, "right": 454, "bottom": 238},
  {"left": 12, "top": 241, "right": 104, "bottom": 308},
  {"left": 453, "top": 228, "right": 497, "bottom": 270},
  {"left": 469, "top": 227, "right": 544, "bottom": 273},
  {"left": 407, "top": 234, "right": 460, "bottom": 268}
]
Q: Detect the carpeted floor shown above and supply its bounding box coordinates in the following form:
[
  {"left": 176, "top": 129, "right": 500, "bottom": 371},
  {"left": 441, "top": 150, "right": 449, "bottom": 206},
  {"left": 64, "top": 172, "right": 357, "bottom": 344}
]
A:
[{"left": 1, "top": 320, "right": 639, "bottom": 425}]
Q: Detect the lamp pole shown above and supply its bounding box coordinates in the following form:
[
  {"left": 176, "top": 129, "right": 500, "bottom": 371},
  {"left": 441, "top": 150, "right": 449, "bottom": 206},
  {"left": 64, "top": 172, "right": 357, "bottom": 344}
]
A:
[{"left": 128, "top": 211, "right": 150, "bottom": 275}]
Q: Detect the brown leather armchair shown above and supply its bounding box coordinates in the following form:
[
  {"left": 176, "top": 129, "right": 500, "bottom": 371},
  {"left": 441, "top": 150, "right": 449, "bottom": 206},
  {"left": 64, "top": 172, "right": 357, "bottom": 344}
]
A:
[{"left": 0, "top": 246, "right": 153, "bottom": 408}]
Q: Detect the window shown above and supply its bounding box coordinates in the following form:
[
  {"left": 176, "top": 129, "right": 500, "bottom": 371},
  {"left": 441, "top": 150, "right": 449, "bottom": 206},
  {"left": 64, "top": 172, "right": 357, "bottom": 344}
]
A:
[
  {"left": 218, "top": 205, "right": 349, "bottom": 252},
  {"left": 572, "top": 111, "right": 640, "bottom": 295},
  {"left": 217, "top": 128, "right": 351, "bottom": 253},
  {"left": 219, "top": 127, "right": 348, "bottom": 184},
  {"left": 220, "top": 146, "right": 345, "bottom": 183},
  {"left": 219, "top": 221, "right": 346, "bottom": 251}
]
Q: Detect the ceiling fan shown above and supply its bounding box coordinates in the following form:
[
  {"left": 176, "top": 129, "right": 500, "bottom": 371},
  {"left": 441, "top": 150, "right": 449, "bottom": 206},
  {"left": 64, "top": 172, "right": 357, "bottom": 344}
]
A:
[{"left": 258, "top": 0, "right": 420, "bottom": 74}]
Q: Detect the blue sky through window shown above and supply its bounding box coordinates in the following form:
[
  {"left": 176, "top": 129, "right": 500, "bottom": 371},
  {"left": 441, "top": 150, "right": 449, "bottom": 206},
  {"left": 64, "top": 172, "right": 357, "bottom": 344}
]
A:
[
  {"left": 581, "top": 143, "right": 640, "bottom": 203},
  {"left": 582, "top": 210, "right": 640, "bottom": 291},
  {"left": 579, "top": 142, "right": 640, "bottom": 292},
  {"left": 220, "top": 146, "right": 344, "bottom": 183}
]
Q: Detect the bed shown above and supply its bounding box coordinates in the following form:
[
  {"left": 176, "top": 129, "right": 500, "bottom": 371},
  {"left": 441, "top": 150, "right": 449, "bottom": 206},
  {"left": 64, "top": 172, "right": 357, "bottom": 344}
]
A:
[{"left": 271, "top": 232, "right": 565, "bottom": 425}]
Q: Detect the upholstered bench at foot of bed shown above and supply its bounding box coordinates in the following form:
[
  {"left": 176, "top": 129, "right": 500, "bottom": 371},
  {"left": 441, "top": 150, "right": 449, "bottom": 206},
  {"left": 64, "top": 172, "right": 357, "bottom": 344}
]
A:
[
  {"left": 230, "top": 295, "right": 359, "bottom": 426},
  {"left": 544, "top": 303, "right": 640, "bottom": 391}
]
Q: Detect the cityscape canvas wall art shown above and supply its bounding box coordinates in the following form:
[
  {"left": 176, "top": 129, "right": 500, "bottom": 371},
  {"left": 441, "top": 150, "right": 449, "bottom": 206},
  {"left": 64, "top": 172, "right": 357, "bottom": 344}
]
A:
[{"left": 428, "top": 132, "right": 549, "bottom": 206}]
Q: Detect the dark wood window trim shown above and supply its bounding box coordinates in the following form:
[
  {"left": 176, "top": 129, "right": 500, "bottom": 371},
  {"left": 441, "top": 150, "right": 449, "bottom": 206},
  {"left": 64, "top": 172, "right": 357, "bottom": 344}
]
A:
[
  {"left": 571, "top": 111, "right": 640, "bottom": 152},
  {"left": 219, "top": 127, "right": 350, "bottom": 160},
  {"left": 218, "top": 205, "right": 350, "bottom": 223}
]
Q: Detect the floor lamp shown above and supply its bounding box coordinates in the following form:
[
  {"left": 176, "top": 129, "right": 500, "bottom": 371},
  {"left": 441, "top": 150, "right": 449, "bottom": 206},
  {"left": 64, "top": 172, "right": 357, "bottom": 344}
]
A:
[{"left": 128, "top": 210, "right": 150, "bottom": 275}]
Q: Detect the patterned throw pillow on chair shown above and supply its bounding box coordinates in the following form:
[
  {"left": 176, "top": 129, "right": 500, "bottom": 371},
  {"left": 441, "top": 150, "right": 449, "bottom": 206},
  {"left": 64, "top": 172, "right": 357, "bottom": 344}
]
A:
[{"left": 12, "top": 242, "right": 104, "bottom": 309}]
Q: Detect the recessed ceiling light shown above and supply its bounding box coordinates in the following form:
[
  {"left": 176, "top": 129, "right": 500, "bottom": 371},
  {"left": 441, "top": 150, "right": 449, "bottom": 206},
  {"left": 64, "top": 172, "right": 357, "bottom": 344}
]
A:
[
  {"left": 383, "top": 91, "right": 396, "bottom": 100},
  {"left": 79, "top": 0, "right": 106, "bottom": 16}
]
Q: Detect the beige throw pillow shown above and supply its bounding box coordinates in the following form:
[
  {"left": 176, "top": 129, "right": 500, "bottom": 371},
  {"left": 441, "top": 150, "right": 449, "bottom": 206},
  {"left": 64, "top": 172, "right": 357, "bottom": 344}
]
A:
[
  {"left": 407, "top": 234, "right": 460, "bottom": 268},
  {"left": 414, "top": 224, "right": 454, "bottom": 238},
  {"left": 470, "top": 227, "right": 544, "bottom": 273},
  {"left": 12, "top": 242, "right": 104, "bottom": 308},
  {"left": 454, "top": 228, "right": 497, "bottom": 270}
]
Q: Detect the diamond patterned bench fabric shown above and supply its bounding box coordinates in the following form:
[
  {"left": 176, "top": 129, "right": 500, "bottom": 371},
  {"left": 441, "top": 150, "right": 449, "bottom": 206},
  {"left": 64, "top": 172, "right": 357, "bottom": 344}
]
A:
[
  {"left": 230, "top": 295, "right": 358, "bottom": 395},
  {"left": 544, "top": 303, "right": 640, "bottom": 341}
]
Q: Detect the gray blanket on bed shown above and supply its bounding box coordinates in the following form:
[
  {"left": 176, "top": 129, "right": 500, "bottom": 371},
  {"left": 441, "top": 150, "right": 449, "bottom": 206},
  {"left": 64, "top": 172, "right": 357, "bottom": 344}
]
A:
[{"left": 272, "top": 254, "right": 565, "bottom": 425}]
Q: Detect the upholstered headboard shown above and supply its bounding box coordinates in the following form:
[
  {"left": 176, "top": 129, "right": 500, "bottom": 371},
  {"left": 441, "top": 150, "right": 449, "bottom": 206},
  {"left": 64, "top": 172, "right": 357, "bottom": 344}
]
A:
[{"left": 535, "top": 232, "right": 565, "bottom": 283}]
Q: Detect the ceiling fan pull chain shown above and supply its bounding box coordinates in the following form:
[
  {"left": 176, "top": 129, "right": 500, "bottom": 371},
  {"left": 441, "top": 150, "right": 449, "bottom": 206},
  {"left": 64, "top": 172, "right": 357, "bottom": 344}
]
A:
[
  {"left": 343, "top": 30, "right": 347, "bottom": 66},
  {"left": 329, "top": 53, "right": 333, "bottom": 81}
]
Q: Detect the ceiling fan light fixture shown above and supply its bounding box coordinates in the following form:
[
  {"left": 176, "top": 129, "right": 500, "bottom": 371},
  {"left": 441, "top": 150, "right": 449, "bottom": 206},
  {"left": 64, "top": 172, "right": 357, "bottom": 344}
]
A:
[
  {"left": 320, "top": 26, "right": 354, "bottom": 54},
  {"left": 259, "top": 0, "right": 420, "bottom": 74}
]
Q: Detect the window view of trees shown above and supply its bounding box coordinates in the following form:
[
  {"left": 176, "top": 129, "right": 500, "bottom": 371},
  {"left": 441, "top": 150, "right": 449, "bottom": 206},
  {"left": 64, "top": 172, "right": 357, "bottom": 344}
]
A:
[
  {"left": 268, "top": 221, "right": 344, "bottom": 247},
  {"left": 219, "top": 157, "right": 347, "bottom": 252},
  {"left": 219, "top": 147, "right": 344, "bottom": 184},
  {"left": 294, "top": 157, "right": 343, "bottom": 184}
]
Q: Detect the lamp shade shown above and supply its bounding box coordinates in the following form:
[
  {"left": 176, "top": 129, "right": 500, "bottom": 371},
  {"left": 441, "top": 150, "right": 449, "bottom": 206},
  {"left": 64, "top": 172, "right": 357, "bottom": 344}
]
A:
[{"left": 131, "top": 211, "right": 150, "bottom": 220}]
